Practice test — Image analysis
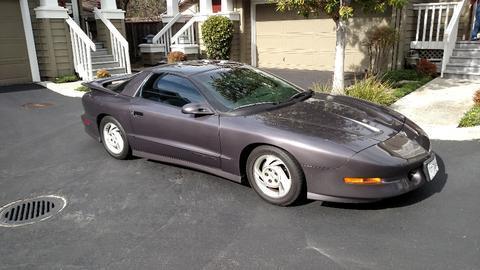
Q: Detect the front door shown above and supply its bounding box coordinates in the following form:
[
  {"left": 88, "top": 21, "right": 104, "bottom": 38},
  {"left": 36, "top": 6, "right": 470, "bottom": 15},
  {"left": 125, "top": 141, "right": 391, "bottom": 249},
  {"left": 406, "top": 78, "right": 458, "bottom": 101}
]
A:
[{"left": 129, "top": 73, "right": 221, "bottom": 169}]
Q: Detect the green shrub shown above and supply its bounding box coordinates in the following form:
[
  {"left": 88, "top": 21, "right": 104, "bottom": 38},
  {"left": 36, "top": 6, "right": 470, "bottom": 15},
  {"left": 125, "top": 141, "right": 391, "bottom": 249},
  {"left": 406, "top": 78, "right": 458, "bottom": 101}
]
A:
[
  {"left": 54, "top": 74, "right": 79, "bottom": 83},
  {"left": 381, "top": 69, "right": 424, "bottom": 83},
  {"left": 345, "top": 77, "right": 395, "bottom": 106},
  {"left": 201, "top": 16, "right": 234, "bottom": 59},
  {"left": 458, "top": 105, "right": 480, "bottom": 127},
  {"left": 75, "top": 85, "right": 90, "bottom": 92}
]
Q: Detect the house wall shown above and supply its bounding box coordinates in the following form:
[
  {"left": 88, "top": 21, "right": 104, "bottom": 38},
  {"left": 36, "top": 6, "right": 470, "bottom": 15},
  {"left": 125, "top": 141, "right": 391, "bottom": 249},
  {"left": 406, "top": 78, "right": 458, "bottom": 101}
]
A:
[
  {"left": 235, "top": 0, "right": 251, "bottom": 64},
  {"left": 28, "top": 0, "right": 74, "bottom": 80}
]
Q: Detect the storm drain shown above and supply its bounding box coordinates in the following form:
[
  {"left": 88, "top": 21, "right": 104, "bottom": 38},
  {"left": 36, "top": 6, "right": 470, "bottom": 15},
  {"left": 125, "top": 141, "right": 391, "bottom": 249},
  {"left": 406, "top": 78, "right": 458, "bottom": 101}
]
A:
[
  {"left": 22, "top": 102, "right": 54, "bottom": 109},
  {"left": 0, "top": 195, "right": 66, "bottom": 227}
]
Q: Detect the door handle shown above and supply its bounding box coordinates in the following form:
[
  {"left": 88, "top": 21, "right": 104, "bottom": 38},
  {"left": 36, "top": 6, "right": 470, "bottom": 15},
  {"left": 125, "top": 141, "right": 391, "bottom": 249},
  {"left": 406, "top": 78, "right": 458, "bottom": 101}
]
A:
[{"left": 132, "top": 111, "right": 143, "bottom": 117}]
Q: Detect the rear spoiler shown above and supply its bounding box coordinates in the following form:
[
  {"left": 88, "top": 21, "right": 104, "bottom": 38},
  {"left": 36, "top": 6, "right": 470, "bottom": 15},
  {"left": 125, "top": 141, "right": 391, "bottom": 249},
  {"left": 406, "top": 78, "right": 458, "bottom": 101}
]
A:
[{"left": 82, "top": 73, "right": 136, "bottom": 95}]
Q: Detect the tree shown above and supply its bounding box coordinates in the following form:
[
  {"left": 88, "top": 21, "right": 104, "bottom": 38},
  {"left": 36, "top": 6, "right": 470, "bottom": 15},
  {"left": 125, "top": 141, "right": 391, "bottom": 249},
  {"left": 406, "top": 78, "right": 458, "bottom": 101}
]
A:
[{"left": 275, "top": 0, "right": 407, "bottom": 94}]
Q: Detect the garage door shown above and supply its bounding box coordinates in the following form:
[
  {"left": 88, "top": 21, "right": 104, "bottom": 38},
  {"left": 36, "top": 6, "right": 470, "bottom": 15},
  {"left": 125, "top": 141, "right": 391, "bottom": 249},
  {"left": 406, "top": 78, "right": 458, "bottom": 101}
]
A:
[
  {"left": 255, "top": 4, "right": 390, "bottom": 71},
  {"left": 0, "top": 0, "right": 31, "bottom": 86}
]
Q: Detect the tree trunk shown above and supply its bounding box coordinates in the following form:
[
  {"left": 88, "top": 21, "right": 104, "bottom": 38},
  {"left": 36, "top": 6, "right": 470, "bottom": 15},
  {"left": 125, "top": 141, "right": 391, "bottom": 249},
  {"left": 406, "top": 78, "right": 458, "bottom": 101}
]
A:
[{"left": 332, "top": 19, "right": 346, "bottom": 94}]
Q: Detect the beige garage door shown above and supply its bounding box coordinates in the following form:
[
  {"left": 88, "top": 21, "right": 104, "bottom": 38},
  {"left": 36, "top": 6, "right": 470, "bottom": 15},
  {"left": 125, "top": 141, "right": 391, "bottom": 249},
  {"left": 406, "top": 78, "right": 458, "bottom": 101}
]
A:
[
  {"left": 255, "top": 4, "right": 391, "bottom": 71},
  {"left": 0, "top": 0, "right": 31, "bottom": 86}
]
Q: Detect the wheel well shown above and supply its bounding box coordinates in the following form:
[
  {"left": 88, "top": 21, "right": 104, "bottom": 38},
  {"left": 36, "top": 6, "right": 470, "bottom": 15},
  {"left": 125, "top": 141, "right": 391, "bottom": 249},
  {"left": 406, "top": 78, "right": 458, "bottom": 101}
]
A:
[
  {"left": 239, "top": 143, "right": 276, "bottom": 180},
  {"left": 96, "top": 113, "right": 109, "bottom": 129}
]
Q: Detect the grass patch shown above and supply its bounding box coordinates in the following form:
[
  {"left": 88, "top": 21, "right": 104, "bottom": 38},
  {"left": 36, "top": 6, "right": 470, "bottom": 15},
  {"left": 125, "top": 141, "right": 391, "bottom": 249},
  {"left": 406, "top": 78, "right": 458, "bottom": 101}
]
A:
[
  {"left": 392, "top": 77, "right": 432, "bottom": 99},
  {"left": 382, "top": 69, "right": 425, "bottom": 82},
  {"left": 75, "top": 85, "right": 90, "bottom": 92},
  {"left": 458, "top": 105, "right": 480, "bottom": 127},
  {"left": 54, "top": 74, "right": 79, "bottom": 84}
]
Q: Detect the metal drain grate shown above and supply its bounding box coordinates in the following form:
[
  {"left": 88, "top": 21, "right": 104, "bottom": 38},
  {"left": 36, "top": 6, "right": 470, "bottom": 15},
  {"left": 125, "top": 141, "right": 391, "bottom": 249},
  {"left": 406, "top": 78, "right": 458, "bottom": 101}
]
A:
[
  {"left": 0, "top": 195, "right": 66, "bottom": 227},
  {"left": 22, "top": 102, "right": 54, "bottom": 109}
]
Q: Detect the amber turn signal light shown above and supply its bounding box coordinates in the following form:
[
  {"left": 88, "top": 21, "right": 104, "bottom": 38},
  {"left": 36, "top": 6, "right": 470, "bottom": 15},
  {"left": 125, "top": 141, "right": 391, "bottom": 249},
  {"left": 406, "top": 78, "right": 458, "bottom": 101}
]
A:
[{"left": 344, "top": 177, "right": 382, "bottom": 185}]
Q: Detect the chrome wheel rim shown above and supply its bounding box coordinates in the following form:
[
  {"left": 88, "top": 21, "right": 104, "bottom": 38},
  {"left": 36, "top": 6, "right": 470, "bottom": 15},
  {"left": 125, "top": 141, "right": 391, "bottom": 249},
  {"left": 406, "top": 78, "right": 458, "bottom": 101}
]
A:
[
  {"left": 103, "top": 122, "right": 124, "bottom": 155},
  {"left": 253, "top": 154, "right": 291, "bottom": 198}
]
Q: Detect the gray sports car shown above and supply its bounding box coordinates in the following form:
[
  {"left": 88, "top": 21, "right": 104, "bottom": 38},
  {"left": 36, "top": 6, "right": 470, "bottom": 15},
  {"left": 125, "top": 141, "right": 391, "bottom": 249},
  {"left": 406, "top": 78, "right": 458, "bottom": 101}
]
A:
[{"left": 81, "top": 61, "right": 438, "bottom": 206}]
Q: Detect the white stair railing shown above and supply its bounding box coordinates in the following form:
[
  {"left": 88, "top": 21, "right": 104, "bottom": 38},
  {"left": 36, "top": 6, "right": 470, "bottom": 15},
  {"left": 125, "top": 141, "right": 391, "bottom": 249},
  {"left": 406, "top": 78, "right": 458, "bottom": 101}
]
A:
[
  {"left": 171, "top": 16, "right": 197, "bottom": 45},
  {"left": 152, "top": 13, "right": 182, "bottom": 56},
  {"left": 94, "top": 8, "right": 131, "bottom": 75},
  {"left": 66, "top": 17, "right": 96, "bottom": 81},
  {"left": 411, "top": 2, "right": 460, "bottom": 50},
  {"left": 441, "top": 0, "right": 468, "bottom": 77}
]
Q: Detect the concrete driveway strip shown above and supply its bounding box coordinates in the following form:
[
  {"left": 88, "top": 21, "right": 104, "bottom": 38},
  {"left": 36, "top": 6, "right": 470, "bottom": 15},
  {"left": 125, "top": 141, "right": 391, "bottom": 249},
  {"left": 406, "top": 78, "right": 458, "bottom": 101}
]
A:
[
  {"left": 391, "top": 78, "right": 480, "bottom": 140},
  {"left": 0, "top": 84, "right": 479, "bottom": 270}
]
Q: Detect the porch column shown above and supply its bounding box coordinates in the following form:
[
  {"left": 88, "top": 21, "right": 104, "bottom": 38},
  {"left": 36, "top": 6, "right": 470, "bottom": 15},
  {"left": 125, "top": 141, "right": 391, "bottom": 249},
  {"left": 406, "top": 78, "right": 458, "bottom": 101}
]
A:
[
  {"left": 167, "top": 0, "right": 179, "bottom": 16},
  {"left": 200, "top": 0, "right": 213, "bottom": 14},
  {"left": 97, "top": 0, "right": 125, "bottom": 20},
  {"left": 35, "top": 0, "right": 69, "bottom": 18},
  {"left": 221, "top": 0, "right": 234, "bottom": 12}
]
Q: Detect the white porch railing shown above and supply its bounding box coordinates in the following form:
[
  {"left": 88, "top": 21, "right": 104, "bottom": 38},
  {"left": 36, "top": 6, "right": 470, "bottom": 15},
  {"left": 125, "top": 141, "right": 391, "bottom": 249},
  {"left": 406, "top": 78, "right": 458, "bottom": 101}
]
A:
[
  {"left": 152, "top": 13, "right": 182, "bottom": 56},
  {"left": 171, "top": 16, "right": 197, "bottom": 45},
  {"left": 441, "top": 0, "right": 469, "bottom": 77},
  {"left": 94, "top": 8, "right": 131, "bottom": 75},
  {"left": 66, "top": 17, "right": 96, "bottom": 81},
  {"left": 411, "top": 2, "right": 460, "bottom": 50}
]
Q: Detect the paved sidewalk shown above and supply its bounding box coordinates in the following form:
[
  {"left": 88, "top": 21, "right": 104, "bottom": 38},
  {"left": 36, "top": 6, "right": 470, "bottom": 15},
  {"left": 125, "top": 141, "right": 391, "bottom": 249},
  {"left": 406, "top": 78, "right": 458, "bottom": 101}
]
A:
[
  {"left": 38, "top": 80, "right": 85, "bottom": 98},
  {"left": 390, "top": 77, "right": 480, "bottom": 141}
]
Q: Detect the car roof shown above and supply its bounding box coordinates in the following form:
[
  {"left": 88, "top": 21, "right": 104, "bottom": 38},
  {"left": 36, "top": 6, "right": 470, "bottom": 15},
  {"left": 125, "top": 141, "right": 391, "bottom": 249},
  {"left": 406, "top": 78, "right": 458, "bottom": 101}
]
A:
[{"left": 150, "top": 60, "right": 245, "bottom": 76}]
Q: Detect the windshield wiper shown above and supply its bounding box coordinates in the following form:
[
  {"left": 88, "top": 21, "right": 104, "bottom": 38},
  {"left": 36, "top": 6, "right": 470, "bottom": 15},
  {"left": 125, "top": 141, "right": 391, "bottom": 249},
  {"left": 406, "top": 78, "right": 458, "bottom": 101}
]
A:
[
  {"left": 233, "top": 102, "right": 277, "bottom": 110},
  {"left": 286, "top": 89, "right": 314, "bottom": 102}
]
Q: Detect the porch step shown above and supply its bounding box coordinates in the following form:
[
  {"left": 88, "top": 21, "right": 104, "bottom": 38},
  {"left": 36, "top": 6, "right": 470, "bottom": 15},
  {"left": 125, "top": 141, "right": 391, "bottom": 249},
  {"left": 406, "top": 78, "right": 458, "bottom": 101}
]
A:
[
  {"left": 443, "top": 71, "right": 480, "bottom": 80},
  {"left": 92, "top": 66, "right": 127, "bottom": 77},
  {"left": 92, "top": 60, "right": 120, "bottom": 69},
  {"left": 455, "top": 41, "right": 480, "bottom": 49},
  {"left": 92, "top": 48, "right": 109, "bottom": 56},
  {"left": 91, "top": 54, "right": 115, "bottom": 62},
  {"left": 445, "top": 65, "right": 480, "bottom": 74},
  {"left": 448, "top": 56, "right": 480, "bottom": 65},
  {"left": 94, "top": 42, "right": 104, "bottom": 49}
]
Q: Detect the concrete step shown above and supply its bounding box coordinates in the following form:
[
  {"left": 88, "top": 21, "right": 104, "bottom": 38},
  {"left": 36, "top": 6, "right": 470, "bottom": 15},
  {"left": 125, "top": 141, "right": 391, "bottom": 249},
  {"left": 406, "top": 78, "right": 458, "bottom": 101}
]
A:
[
  {"left": 92, "top": 66, "right": 126, "bottom": 76},
  {"left": 443, "top": 71, "right": 480, "bottom": 80},
  {"left": 455, "top": 42, "right": 480, "bottom": 49},
  {"left": 451, "top": 48, "right": 480, "bottom": 57},
  {"left": 448, "top": 56, "right": 480, "bottom": 65},
  {"left": 94, "top": 42, "right": 104, "bottom": 49},
  {"left": 445, "top": 65, "right": 480, "bottom": 74},
  {"left": 92, "top": 48, "right": 108, "bottom": 56},
  {"left": 92, "top": 61, "right": 120, "bottom": 69},
  {"left": 91, "top": 54, "right": 115, "bottom": 62}
]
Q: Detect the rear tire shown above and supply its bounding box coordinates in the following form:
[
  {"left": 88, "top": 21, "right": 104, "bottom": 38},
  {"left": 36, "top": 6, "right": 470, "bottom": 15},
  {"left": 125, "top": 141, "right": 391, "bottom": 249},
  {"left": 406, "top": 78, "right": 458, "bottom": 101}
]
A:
[
  {"left": 246, "top": 146, "right": 305, "bottom": 206},
  {"left": 99, "top": 116, "right": 131, "bottom": 160}
]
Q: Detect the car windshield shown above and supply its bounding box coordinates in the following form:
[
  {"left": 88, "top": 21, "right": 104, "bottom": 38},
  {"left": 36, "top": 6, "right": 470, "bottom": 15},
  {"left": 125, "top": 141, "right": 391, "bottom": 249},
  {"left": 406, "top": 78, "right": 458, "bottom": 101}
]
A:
[{"left": 194, "top": 66, "right": 301, "bottom": 111}]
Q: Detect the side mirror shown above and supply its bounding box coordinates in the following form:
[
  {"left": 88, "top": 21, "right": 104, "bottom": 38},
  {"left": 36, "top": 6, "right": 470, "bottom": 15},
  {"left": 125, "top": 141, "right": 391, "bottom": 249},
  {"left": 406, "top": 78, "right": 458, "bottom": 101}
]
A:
[{"left": 181, "top": 103, "right": 215, "bottom": 116}]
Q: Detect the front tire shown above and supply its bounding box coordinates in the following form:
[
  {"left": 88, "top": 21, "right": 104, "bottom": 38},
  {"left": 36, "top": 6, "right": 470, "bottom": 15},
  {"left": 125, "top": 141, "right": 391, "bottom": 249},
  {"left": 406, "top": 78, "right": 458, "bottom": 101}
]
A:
[
  {"left": 99, "top": 116, "right": 131, "bottom": 159},
  {"left": 246, "top": 146, "right": 305, "bottom": 206}
]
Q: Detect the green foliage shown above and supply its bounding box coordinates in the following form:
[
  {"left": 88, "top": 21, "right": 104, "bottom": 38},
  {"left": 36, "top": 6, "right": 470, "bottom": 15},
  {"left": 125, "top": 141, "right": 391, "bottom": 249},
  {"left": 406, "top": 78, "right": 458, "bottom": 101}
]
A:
[
  {"left": 345, "top": 77, "right": 395, "bottom": 106},
  {"left": 201, "top": 16, "right": 234, "bottom": 60},
  {"left": 54, "top": 74, "right": 79, "bottom": 83},
  {"left": 275, "top": 0, "right": 407, "bottom": 21},
  {"left": 391, "top": 78, "right": 431, "bottom": 99},
  {"left": 458, "top": 105, "right": 480, "bottom": 127},
  {"left": 363, "top": 26, "right": 399, "bottom": 75},
  {"left": 311, "top": 82, "right": 333, "bottom": 93},
  {"left": 75, "top": 85, "right": 90, "bottom": 92},
  {"left": 381, "top": 69, "right": 425, "bottom": 83}
]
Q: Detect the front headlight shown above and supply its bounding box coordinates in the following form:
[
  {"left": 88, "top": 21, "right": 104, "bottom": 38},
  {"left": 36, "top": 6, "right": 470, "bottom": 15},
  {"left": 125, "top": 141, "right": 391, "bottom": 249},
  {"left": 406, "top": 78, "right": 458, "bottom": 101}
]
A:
[{"left": 379, "top": 131, "right": 427, "bottom": 159}]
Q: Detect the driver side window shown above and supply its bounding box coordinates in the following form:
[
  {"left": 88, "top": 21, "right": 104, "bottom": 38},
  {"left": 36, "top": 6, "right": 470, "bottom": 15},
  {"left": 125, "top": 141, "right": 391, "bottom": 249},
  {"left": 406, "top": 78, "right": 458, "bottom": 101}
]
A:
[{"left": 141, "top": 73, "right": 205, "bottom": 107}]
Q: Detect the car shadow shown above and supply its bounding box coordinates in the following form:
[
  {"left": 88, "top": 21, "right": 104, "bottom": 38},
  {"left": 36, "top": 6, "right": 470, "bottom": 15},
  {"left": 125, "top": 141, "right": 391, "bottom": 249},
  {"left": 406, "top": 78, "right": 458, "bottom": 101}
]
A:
[{"left": 320, "top": 154, "right": 448, "bottom": 210}]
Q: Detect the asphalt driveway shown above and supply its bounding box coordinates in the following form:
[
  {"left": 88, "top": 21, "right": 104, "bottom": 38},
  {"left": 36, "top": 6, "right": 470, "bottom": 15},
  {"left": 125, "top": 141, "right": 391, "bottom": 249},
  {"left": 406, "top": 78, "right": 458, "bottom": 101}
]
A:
[{"left": 0, "top": 84, "right": 479, "bottom": 270}]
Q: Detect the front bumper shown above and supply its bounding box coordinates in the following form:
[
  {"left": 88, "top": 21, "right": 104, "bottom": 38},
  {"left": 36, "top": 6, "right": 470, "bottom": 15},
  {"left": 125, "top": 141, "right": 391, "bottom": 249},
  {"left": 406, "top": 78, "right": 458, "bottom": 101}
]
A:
[{"left": 305, "top": 152, "right": 435, "bottom": 203}]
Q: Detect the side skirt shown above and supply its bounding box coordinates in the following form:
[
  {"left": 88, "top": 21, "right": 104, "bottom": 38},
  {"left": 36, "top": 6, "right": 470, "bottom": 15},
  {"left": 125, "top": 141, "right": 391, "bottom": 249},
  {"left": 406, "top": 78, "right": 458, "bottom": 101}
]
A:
[{"left": 133, "top": 150, "right": 242, "bottom": 183}]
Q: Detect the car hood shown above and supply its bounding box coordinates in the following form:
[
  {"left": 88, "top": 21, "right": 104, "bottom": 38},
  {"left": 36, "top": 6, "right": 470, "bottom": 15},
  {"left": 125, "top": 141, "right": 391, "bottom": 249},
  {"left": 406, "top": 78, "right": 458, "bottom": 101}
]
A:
[{"left": 256, "top": 93, "right": 406, "bottom": 152}]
